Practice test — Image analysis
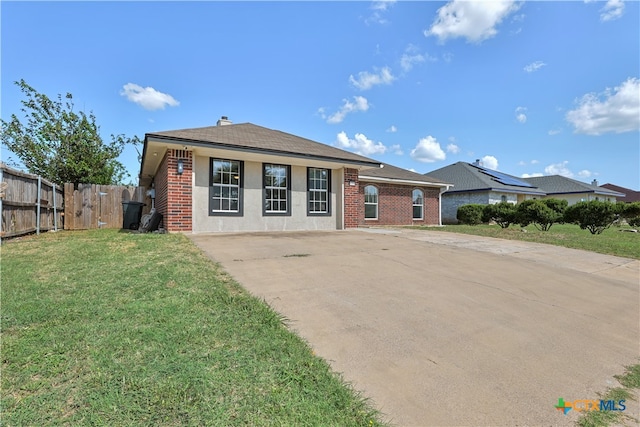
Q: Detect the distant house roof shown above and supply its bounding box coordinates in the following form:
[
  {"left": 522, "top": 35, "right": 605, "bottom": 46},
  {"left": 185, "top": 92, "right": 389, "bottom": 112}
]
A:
[
  {"left": 601, "top": 183, "right": 640, "bottom": 202},
  {"left": 425, "top": 162, "right": 546, "bottom": 196},
  {"left": 359, "top": 163, "right": 451, "bottom": 187},
  {"left": 522, "top": 176, "right": 624, "bottom": 198},
  {"left": 144, "top": 122, "right": 381, "bottom": 167}
]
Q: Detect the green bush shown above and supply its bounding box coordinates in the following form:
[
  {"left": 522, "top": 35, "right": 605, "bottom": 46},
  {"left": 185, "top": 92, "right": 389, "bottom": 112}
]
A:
[
  {"left": 516, "top": 199, "right": 567, "bottom": 231},
  {"left": 564, "top": 200, "right": 622, "bottom": 234},
  {"left": 482, "top": 202, "right": 517, "bottom": 228},
  {"left": 620, "top": 202, "right": 640, "bottom": 227},
  {"left": 457, "top": 204, "right": 485, "bottom": 225}
]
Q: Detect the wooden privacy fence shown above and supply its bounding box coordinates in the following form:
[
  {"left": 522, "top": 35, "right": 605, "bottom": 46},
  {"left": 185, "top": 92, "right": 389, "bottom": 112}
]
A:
[
  {"left": 64, "top": 183, "right": 149, "bottom": 230},
  {"left": 0, "top": 163, "right": 64, "bottom": 239}
]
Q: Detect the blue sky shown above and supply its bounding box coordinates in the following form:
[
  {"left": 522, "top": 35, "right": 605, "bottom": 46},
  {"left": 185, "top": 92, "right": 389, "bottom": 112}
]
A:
[{"left": 2, "top": 1, "right": 639, "bottom": 189}]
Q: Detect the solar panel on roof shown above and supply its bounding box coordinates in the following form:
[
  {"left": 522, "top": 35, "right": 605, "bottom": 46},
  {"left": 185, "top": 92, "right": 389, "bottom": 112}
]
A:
[{"left": 476, "top": 166, "right": 535, "bottom": 188}]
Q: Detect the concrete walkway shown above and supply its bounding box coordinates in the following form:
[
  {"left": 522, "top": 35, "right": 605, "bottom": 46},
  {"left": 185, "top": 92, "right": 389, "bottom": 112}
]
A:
[{"left": 189, "top": 228, "right": 639, "bottom": 426}]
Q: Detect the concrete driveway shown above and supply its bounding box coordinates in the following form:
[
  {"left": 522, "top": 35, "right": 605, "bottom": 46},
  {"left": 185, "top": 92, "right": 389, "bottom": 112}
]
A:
[{"left": 189, "top": 228, "right": 639, "bottom": 426}]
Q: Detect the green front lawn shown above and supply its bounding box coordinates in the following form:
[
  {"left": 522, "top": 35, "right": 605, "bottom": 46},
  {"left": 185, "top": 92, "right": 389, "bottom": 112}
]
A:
[
  {"left": 1, "top": 230, "right": 385, "bottom": 426},
  {"left": 419, "top": 223, "right": 639, "bottom": 260}
]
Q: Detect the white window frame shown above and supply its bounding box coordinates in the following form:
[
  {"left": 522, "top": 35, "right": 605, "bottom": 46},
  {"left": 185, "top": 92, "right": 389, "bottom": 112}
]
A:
[
  {"left": 412, "top": 188, "right": 424, "bottom": 220},
  {"left": 364, "top": 185, "right": 378, "bottom": 220}
]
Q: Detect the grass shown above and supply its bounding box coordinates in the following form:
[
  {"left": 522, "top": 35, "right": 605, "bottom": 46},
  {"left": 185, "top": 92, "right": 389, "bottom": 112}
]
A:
[
  {"left": 1, "top": 230, "right": 386, "bottom": 426},
  {"left": 576, "top": 363, "right": 640, "bottom": 427},
  {"left": 417, "top": 223, "right": 640, "bottom": 260}
]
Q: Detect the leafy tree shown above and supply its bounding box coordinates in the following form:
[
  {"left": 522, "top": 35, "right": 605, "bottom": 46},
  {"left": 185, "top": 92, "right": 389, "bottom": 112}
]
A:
[
  {"left": 516, "top": 198, "right": 567, "bottom": 231},
  {"left": 1, "top": 79, "right": 140, "bottom": 185},
  {"left": 482, "top": 202, "right": 517, "bottom": 228},
  {"left": 563, "top": 201, "right": 622, "bottom": 234},
  {"left": 457, "top": 204, "right": 484, "bottom": 225}
]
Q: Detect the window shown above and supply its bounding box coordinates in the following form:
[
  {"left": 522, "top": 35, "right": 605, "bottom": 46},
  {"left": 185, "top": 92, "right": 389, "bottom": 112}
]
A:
[
  {"left": 364, "top": 185, "right": 378, "bottom": 219},
  {"left": 501, "top": 195, "right": 507, "bottom": 203},
  {"left": 307, "top": 168, "right": 331, "bottom": 215},
  {"left": 210, "top": 159, "right": 243, "bottom": 216},
  {"left": 412, "top": 189, "right": 424, "bottom": 220},
  {"left": 263, "top": 164, "right": 290, "bottom": 215}
]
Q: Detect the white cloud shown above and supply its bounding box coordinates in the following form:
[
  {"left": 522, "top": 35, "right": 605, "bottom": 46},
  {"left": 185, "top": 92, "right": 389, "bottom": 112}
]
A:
[
  {"left": 390, "top": 144, "right": 404, "bottom": 155},
  {"left": 524, "top": 61, "right": 546, "bottom": 73},
  {"left": 442, "top": 52, "right": 454, "bottom": 63},
  {"left": 120, "top": 83, "right": 179, "bottom": 111},
  {"left": 578, "top": 169, "right": 593, "bottom": 178},
  {"left": 326, "top": 96, "right": 370, "bottom": 124},
  {"left": 386, "top": 125, "right": 397, "bottom": 133},
  {"left": 446, "top": 143, "right": 460, "bottom": 154},
  {"left": 372, "top": 0, "right": 396, "bottom": 12},
  {"left": 366, "top": 0, "right": 396, "bottom": 24},
  {"left": 600, "top": 0, "right": 625, "bottom": 22},
  {"left": 521, "top": 172, "right": 543, "bottom": 178},
  {"left": 481, "top": 155, "right": 499, "bottom": 170},
  {"left": 515, "top": 106, "right": 527, "bottom": 123},
  {"left": 544, "top": 161, "right": 573, "bottom": 178},
  {"left": 531, "top": 159, "right": 539, "bottom": 164},
  {"left": 410, "top": 136, "right": 446, "bottom": 163},
  {"left": 349, "top": 67, "right": 395, "bottom": 90},
  {"left": 566, "top": 77, "right": 640, "bottom": 135},
  {"left": 335, "top": 131, "right": 387, "bottom": 156},
  {"left": 548, "top": 129, "right": 562, "bottom": 135},
  {"left": 425, "top": 0, "right": 522, "bottom": 43},
  {"left": 400, "top": 44, "right": 436, "bottom": 72}
]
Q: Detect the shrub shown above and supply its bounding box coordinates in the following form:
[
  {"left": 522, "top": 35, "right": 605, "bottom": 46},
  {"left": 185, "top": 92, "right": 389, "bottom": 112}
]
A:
[
  {"left": 457, "top": 204, "right": 485, "bottom": 225},
  {"left": 620, "top": 202, "right": 640, "bottom": 227},
  {"left": 482, "top": 202, "right": 517, "bottom": 228},
  {"left": 516, "top": 199, "right": 567, "bottom": 231},
  {"left": 564, "top": 201, "right": 623, "bottom": 234}
]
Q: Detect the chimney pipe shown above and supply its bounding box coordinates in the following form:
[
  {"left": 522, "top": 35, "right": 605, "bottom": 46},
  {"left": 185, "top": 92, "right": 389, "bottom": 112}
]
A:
[{"left": 591, "top": 179, "right": 599, "bottom": 186}]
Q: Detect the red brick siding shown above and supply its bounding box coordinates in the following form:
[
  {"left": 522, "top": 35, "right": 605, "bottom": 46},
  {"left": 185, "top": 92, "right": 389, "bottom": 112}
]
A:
[
  {"left": 343, "top": 168, "right": 361, "bottom": 228},
  {"left": 155, "top": 149, "right": 193, "bottom": 232},
  {"left": 356, "top": 182, "right": 440, "bottom": 227}
]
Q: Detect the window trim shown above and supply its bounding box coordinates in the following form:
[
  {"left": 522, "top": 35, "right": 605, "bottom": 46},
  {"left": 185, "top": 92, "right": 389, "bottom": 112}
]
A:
[
  {"left": 307, "top": 167, "right": 331, "bottom": 216},
  {"left": 412, "top": 188, "right": 424, "bottom": 220},
  {"left": 209, "top": 158, "right": 244, "bottom": 217},
  {"left": 262, "top": 163, "right": 291, "bottom": 216},
  {"left": 364, "top": 184, "right": 378, "bottom": 220}
]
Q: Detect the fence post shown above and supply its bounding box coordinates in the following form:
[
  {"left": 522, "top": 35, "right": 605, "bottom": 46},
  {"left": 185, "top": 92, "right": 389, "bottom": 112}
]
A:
[
  {"left": 0, "top": 167, "right": 4, "bottom": 244},
  {"left": 53, "top": 183, "right": 58, "bottom": 232},
  {"left": 36, "top": 175, "right": 42, "bottom": 235}
]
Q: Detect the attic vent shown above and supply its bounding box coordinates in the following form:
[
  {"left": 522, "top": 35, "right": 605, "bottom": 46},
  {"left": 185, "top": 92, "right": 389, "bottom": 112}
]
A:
[{"left": 217, "top": 116, "right": 232, "bottom": 126}]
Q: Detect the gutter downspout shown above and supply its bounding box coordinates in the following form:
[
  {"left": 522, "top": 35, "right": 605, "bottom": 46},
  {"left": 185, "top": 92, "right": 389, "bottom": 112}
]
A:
[
  {"left": 341, "top": 168, "right": 345, "bottom": 230},
  {"left": 439, "top": 185, "right": 452, "bottom": 226}
]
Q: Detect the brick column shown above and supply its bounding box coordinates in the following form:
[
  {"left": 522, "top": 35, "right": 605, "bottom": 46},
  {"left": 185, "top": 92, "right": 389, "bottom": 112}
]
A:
[
  {"left": 343, "top": 168, "right": 361, "bottom": 228},
  {"left": 163, "top": 149, "right": 193, "bottom": 232}
]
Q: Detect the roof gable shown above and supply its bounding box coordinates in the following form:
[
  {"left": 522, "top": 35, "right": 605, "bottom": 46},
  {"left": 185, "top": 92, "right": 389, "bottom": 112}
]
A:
[{"left": 359, "top": 163, "right": 449, "bottom": 186}]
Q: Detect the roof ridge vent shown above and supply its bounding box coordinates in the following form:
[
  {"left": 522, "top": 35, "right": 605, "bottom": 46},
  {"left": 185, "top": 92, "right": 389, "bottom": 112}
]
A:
[{"left": 217, "top": 116, "right": 232, "bottom": 126}]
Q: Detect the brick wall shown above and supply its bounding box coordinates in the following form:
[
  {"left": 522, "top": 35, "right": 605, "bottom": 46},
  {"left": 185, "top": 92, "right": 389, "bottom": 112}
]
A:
[
  {"left": 155, "top": 149, "right": 193, "bottom": 232},
  {"left": 358, "top": 182, "right": 440, "bottom": 227},
  {"left": 343, "top": 168, "right": 361, "bottom": 228}
]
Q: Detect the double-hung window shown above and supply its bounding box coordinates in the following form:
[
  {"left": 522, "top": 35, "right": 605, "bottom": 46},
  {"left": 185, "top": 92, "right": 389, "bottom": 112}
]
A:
[
  {"left": 308, "top": 168, "right": 330, "bottom": 215},
  {"left": 412, "top": 189, "right": 424, "bottom": 220},
  {"left": 263, "top": 164, "right": 290, "bottom": 215},
  {"left": 364, "top": 185, "right": 378, "bottom": 219},
  {"left": 210, "top": 159, "right": 243, "bottom": 216}
]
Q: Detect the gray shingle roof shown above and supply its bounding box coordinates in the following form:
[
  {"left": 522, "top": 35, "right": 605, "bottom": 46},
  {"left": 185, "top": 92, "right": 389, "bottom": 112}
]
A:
[
  {"left": 359, "top": 163, "right": 450, "bottom": 186},
  {"left": 425, "top": 162, "right": 547, "bottom": 195},
  {"left": 522, "top": 175, "right": 625, "bottom": 197},
  {"left": 146, "top": 123, "right": 380, "bottom": 166}
]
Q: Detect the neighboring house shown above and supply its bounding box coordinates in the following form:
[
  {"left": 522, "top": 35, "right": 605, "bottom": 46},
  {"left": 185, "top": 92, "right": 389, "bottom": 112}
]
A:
[
  {"left": 522, "top": 176, "right": 624, "bottom": 204},
  {"left": 425, "top": 161, "right": 546, "bottom": 224},
  {"left": 139, "top": 117, "right": 452, "bottom": 233},
  {"left": 600, "top": 183, "right": 640, "bottom": 203}
]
